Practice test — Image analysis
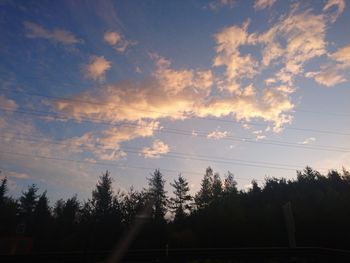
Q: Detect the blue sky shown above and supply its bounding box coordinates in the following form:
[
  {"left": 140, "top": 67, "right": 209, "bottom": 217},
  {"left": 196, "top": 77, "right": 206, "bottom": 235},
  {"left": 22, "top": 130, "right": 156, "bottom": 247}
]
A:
[{"left": 0, "top": 0, "right": 349, "bottom": 201}]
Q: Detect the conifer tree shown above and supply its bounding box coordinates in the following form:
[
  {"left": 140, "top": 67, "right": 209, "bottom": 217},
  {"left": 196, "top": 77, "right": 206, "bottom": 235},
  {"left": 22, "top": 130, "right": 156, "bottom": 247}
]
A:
[
  {"left": 195, "top": 167, "right": 214, "bottom": 209},
  {"left": 19, "top": 184, "right": 38, "bottom": 217},
  {"left": 0, "top": 177, "right": 7, "bottom": 206},
  {"left": 223, "top": 171, "right": 237, "bottom": 194},
  {"left": 212, "top": 172, "right": 223, "bottom": 201},
  {"left": 147, "top": 169, "right": 167, "bottom": 221},
  {"left": 169, "top": 174, "right": 192, "bottom": 221},
  {"left": 92, "top": 171, "right": 114, "bottom": 219}
]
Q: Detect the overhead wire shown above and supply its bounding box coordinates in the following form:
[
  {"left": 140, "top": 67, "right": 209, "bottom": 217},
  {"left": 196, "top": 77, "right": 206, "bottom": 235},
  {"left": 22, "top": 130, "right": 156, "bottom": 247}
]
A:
[
  {"left": 0, "top": 150, "right": 267, "bottom": 182},
  {"left": 0, "top": 133, "right": 331, "bottom": 172},
  {"left": 1, "top": 107, "right": 349, "bottom": 153}
]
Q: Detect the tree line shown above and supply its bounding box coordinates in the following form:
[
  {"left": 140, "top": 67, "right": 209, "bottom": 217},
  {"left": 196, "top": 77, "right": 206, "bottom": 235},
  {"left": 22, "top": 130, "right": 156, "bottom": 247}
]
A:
[{"left": 1, "top": 166, "right": 350, "bottom": 253}]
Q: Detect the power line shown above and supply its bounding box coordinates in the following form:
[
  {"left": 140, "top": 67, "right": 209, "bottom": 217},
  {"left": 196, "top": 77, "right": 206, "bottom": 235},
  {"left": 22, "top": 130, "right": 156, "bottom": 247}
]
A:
[
  {"left": 1, "top": 107, "right": 350, "bottom": 153},
  {"left": 0, "top": 150, "right": 265, "bottom": 182},
  {"left": 1, "top": 87, "right": 350, "bottom": 136},
  {"left": 0, "top": 133, "right": 330, "bottom": 172}
]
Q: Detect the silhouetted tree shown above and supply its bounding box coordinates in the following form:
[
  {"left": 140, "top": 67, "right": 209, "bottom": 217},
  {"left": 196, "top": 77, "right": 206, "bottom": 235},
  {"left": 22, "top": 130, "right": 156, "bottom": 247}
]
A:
[
  {"left": 169, "top": 174, "right": 192, "bottom": 221},
  {"left": 34, "top": 191, "right": 51, "bottom": 223},
  {"left": 0, "top": 176, "right": 7, "bottom": 206},
  {"left": 92, "top": 171, "right": 114, "bottom": 220},
  {"left": 19, "top": 184, "right": 38, "bottom": 217},
  {"left": 212, "top": 172, "right": 223, "bottom": 201},
  {"left": 250, "top": 179, "right": 261, "bottom": 195},
  {"left": 147, "top": 169, "right": 167, "bottom": 221},
  {"left": 3, "top": 166, "right": 350, "bottom": 253},
  {"left": 122, "top": 187, "right": 146, "bottom": 224},
  {"left": 223, "top": 171, "right": 237, "bottom": 194},
  {"left": 195, "top": 167, "right": 213, "bottom": 209}
]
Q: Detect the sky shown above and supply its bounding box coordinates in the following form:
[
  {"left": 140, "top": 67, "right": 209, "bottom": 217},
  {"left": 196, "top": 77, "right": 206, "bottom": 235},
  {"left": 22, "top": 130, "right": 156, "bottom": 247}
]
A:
[{"left": 0, "top": 0, "right": 349, "bottom": 201}]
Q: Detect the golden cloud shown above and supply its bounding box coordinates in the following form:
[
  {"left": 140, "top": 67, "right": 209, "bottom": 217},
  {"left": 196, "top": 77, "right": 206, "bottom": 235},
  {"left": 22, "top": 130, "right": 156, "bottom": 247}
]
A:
[
  {"left": 141, "top": 140, "right": 170, "bottom": 158},
  {"left": 24, "top": 21, "right": 82, "bottom": 45},
  {"left": 85, "top": 56, "right": 112, "bottom": 81}
]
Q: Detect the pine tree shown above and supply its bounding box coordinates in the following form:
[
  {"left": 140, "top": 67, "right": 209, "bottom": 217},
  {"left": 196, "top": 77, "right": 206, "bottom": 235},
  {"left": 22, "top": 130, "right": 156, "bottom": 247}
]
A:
[
  {"left": 212, "top": 172, "right": 223, "bottom": 201},
  {"left": 250, "top": 179, "right": 261, "bottom": 195},
  {"left": 169, "top": 174, "right": 192, "bottom": 221},
  {"left": 34, "top": 191, "right": 51, "bottom": 220},
  {"left": 122, "top": 187, "right": 146, "bottom": 224},
  {"left": 63, "top": 195, "right": 80, "bottom": 224},
  {"left": 0, "top": 177, "right": 7, "bottom": 206},
  {"left": 195, "top": 167, "right": 213, "bottom": 209},
  {"left": 92, "top": 171, "right": 114, "bottom": 219},
  {"left": 147, "top": 169, "right": 167, "bottom": 221},
  {"left": 19, "top": 184, "right": 39, "bottom": 217},
  {"left": 224, "top": 171, "right": 237, "bottom": 194}
]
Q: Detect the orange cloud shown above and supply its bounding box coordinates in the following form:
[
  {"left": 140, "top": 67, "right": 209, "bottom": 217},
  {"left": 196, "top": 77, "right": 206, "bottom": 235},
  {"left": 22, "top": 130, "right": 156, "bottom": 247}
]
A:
[
  {"left": 306, "top": 43, "right": 350, "bottom": 87},
  {"left": 85, "top": 56, "right": 112, "bottom": 81},
  {"left": 254, "top": 0, "right": 276, "bottom": 10},
  {"left": 24, "top": 21, "right": 82, "bottom": 45},
  {"left": 141, "top": 140, "right": 170, "bottom": 158},
  {"left": 0, "top": 95, "right": 17, "bottom": 111},
  {"left": 207, "top": 130, "right": 228, "bottom": 140},
  {"left": 104, "top": 30, "right": 135, "bottom": 53},
  {"left": 52, "top": 53, "right": 294, "bottom": 132},
  {"left": 323, "top": 0, "right": 346, "bottom": 23}
]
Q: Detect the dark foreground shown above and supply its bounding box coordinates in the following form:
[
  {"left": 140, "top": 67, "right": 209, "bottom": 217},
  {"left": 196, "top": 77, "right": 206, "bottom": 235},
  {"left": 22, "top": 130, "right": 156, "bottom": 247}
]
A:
[{"left": 2, "top": 247, "right": 350, "bottom": 262}]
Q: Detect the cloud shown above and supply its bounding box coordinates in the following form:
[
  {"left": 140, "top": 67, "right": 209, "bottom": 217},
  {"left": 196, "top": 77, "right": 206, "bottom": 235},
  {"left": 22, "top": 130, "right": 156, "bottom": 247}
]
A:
[
  {"left": 306, "top": 43, "right": 350, "bottom": 87},
  {"left": 205, "top": 0, "right": 235, "bottom": 11},
  {"left": 24, "top": 21, "right": 82, "bottom": 45},
  {"left": 85, "top": 56, "right": 112, "bottom": 81},
  {"left": 141, "top": 140, "right": 170, "bottom": 158},
  {"left": 305, "top": 69, "right": 346, "bottom": 87},
  {"left": 0, "top": 114, "right": 107, "bottom": 199},
  {"left": 104, "top": 31, "right": 135, "bottom": 53},
  {"left": 104, "top": 31, "right": 122, "bottom": 45},
  {"left": 323, "top": 0, "right": 346, "bottom": 23},
  {"left": 299, "top": 137, "right": 316, "bottom": 145},
  {"left": 62, "top": 120, "right": 160, "bottom": 161},
  {"left": 0, "top": 170, "right": 30, "bottom": 179},
  {"left": 52, "top": 53, "right": 294, "bottom": 132},
  {"left": 207, "top": 130, "right": 228, "bottom": 140},
  {"left": 213, "top": 21, "right": 258, "bottom": 93},
  {"left": 151, "top": 53, "right": 214, "bottom": 95},
  {"left": 254, "top": 0, "right": 276, "bottom": 10},
  {"left": 331, "top": 43, "right": 350, "bottom": 64},
  {"left": 0, "top": 95, "right": 17, "bottom": 110},
  {"left": 256, "top": 9, "right": 327, "bottom": 85}
]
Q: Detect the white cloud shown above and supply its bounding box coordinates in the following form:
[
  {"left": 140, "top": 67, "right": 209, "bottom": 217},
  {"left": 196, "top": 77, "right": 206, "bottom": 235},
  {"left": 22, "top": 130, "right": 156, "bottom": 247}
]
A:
[
  {"left": 151, "top": 53, "right": 213, "bottom": 95},
  {"left": 205, "top": 0, "right": 235, "bottom": 11},
  {"left": 0, "top": 115, "right": 98, "bottom": 197},
  {"left": 141, "top": 140, "right": 170, "bottom": 158},
  {"left": 53, "top": 53, "right": 294, "bottom": 132},
  {"left": 104, "top": 30, "right": 135, "bottom": 53},
  {"left": 85, "top": 56, "right": 112, "bottom": 81},
  {"left": 1, "top": 170, "right": 30, "bottom": 179},
  {"left": 24, "top": 21, "right": 82, "bottom": 45},
  {"left": 207, "top": 130, "right": 228, "bottom": 140},
  {"left": 305, "top": 69, "right": 346, "bottom": 87},
  {"left": 323, "top": 0, "right": 346, "bottom": 23},
  {"left": 213, "top": 21, "right": 258, "bottom": 93},
  {"left": 299, "top": 137, "right": 316, "bottom": 145},
  {"left": 0, "top": 95, "right": 17, "bottom": 110},
  {"left": 257, "top": 10, "right": 327, "bottom": 85},
  {"left": 254, "top": 0, "right": 276, "bottom": 10},
  {"left": 306, "top": 43, "right": 350, "bottom": 87},
  {"left": 62, "top": 120, "right": 160, "bottom": 161},
  {"left": 104, "top": 31, "right": 122, "bottom": 45}
]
